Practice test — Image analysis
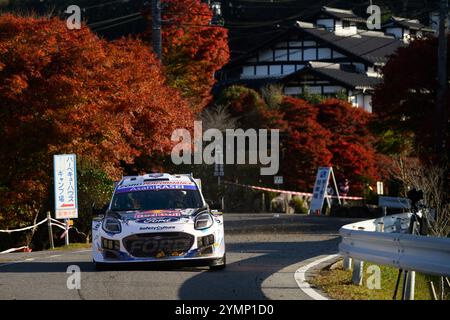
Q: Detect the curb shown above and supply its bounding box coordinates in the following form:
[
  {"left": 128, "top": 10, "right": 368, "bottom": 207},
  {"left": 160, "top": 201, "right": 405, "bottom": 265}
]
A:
[{"left": 261, "top": 254, "right": 341, "bottom": 300}]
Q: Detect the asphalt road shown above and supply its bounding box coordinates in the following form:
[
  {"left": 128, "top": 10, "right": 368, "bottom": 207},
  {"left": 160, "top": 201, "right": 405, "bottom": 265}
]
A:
[{"left": 0, "top": 214, "right": 358, "bottom": 300}]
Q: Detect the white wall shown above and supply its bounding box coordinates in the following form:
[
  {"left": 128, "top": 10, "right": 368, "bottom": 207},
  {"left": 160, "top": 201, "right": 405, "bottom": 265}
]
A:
[
  {"left": 284, "top": 86, "right": 302, "bottom": 95},
  {"left": 334, "top": 20, "right": 358, "bottom": 36},
  {"left": 349, "top": 93, "right": 373, "bottom": 112}
]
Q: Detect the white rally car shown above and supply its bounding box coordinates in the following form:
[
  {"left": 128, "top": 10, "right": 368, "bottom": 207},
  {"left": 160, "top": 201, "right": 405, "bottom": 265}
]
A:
[{"left": 92, "top": 173, "right": 226, "bottom": 270}]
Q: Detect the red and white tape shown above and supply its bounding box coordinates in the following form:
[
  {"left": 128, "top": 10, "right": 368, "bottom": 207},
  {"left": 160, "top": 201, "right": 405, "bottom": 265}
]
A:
[
  {"left": 0, "top": 218, "right": 48, "bottom": 234},
  {"left": 0, "top": 246, "right": 31, "bottom": 254},
  {"left": 223, "top": 181, "right": 362, "bottom": 200}
]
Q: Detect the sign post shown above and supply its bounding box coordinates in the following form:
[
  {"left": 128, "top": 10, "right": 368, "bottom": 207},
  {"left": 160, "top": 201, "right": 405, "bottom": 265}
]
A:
[
  {"left": 309, "top": 167, "right": 339, "bottom": 215},
  {"left": 214, "top": 149, "right": 224, "bottom": 210},
  {"left": 53, "top": 154, "right": 78, "bottom": 246}
]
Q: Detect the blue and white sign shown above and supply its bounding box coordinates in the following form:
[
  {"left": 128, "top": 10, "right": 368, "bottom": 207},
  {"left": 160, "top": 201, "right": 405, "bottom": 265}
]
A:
[
  {"left": 309, "top": 167, "right": 332, "bottom": 215},
  {"left": 54, "top": 154, "right": 78, "bottom": 219}
]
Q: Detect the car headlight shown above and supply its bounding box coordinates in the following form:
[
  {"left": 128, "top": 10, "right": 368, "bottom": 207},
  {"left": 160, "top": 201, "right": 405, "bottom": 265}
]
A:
[
  {"left": 102, "top": 217, "right": 122, "bottom": 234},
  {"left": 194, "top": 212, "right": 213, "bottom": 230}
]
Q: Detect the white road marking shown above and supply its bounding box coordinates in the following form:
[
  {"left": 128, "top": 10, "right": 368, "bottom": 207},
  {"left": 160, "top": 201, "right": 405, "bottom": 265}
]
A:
[
  {"left": 0, "top": 249, "right": 91, "bottom": 269},
  {"left": 294, "top": 254, "right": 340, "bottom": 300}
]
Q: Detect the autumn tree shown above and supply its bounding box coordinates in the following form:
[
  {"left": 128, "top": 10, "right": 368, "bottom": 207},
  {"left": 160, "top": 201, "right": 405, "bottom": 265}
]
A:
[
  {"left": 315, "top": 99, "right": 380, "bottom": 193},
  {"left": 280, "top": 97, "right": 332, "bottom": 190},
  {"left": 216, "top": 85, "right": 286, "bottom": 130},
  {"left": 143, "top": 0, "right": 230, "bottom": 112},
  {"left": 0, "top": 14, "right": 193, "bottom": 239},
  {"left": 373, "top": 35, "right": 450, "bottom": 160}
]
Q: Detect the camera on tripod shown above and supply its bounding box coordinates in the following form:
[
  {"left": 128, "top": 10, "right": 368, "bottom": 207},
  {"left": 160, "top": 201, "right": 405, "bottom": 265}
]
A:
[
  {"left": 407, "top": 188, "right": 423, "bottom": 208},
  {"left": 406, "top": 188, "right": 428, "bottom": 236}
]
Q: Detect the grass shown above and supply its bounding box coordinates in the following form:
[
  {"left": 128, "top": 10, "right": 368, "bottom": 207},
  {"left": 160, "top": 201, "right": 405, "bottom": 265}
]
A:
[
  {"left": 48, "top": 242, "right": 91, "bottom": 251},
  {"left": 311, "top": 259, "right": 450, "bottom": 300}
]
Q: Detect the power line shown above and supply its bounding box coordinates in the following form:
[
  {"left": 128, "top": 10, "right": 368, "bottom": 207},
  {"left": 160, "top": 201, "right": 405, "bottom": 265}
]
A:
[
  {"left": 83, "top": 0, "right": 130, "bottom": 11},
  {"left": 88, "top": 12, "right": 142, "bottom": 28},
  {"left": 90, "top": 15, "right": 144, "bottom": 31}
]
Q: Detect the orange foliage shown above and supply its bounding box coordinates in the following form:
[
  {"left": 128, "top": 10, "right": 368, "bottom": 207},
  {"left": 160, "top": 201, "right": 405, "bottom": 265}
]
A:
[
  {"left": 144, "top": 0, "right": 230, "bottom": 112},
  {"left": 0, "top": 14, "right": 194, "bottom": 226}
]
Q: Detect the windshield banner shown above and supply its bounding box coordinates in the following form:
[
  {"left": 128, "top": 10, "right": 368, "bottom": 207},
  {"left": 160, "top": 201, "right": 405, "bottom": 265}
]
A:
[{"left": 115, "top": 181, "right": 197, "bottom": 194}]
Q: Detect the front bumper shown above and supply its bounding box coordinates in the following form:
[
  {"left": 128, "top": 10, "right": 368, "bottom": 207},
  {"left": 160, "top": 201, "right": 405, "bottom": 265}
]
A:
[{"left": 92, "top": 217, "right": 225, "bottom": 264}]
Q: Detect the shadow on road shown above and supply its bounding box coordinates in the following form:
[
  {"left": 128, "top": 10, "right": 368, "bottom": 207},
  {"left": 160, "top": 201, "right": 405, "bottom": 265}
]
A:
[{"left": 178, "top": 237, "right": 340, "bottom": 300}]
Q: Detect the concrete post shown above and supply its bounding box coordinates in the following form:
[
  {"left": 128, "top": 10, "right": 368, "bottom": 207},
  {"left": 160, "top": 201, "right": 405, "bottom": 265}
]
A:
[
  {"left": 404, "top": 271, "right": 415, "bottom": 300},
  {"left": 343, "top": 256, "right": 352, "bottom": 270},
  {"left": 376, "top": 222, "right": 384, "bottom": 232},
  {"left": 352, "top": 259, "right": 364, "bottom": 285}
]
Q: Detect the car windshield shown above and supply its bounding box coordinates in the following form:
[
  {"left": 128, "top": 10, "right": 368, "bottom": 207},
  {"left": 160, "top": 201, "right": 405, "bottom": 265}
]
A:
[{"left": 110, "top": 189, "right": 203, "bottom": 211}]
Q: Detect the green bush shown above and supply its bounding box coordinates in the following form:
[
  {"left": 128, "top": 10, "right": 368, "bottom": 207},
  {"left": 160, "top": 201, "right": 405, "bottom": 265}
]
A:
[{"left": 290, "top": 196, "right": 308, "bottom": 214}]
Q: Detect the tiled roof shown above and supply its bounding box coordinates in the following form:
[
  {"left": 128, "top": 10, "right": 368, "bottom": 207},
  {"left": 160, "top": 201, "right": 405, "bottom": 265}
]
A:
[
  {"left": 283, "top": 62, "right": 382, "bottom": 90},
  {"left": 319, "top": 6, "right": 367, "bottom": 23},
  {"left": 295, "top": 21, "right": 405, "bottom": 64},
  {"left": 383, "top": 17, "right": 435, "bottom": 33}
]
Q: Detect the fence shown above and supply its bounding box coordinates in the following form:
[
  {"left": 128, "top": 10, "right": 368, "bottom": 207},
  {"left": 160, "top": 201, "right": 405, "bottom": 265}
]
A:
[
  {"left": 0, "top": 213, "right": 84, "bottom": 254},
  {"left": 339, "top": 213, "right": 450, "bottom": 299}
]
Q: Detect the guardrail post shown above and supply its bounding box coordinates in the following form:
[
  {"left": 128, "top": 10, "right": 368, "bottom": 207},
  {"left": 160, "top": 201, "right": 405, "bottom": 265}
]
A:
[
  {"left": 343, "top": 256, "right": 352, "bottom": 270},
  {"left": 352, "top": 259, "right": 364, "bottom": 285},
  {"left": 404, "top": 271, "right": 415, "bottom": 300},
  {"left": 376, "top": 222, "right": 384, "bottom": 232}
]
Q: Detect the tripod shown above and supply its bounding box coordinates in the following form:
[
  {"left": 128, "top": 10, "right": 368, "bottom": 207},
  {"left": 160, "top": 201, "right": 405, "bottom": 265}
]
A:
[{"left": 392, "top": 189, "right": 423, "bottom": 300}]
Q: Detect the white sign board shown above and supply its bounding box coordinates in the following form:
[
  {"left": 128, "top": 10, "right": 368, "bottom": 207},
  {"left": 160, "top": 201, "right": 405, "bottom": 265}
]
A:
[
  {"left": 309, "top": 167, "right": 332, "bottom": 215},
  {"left": 54, "top": 154, "right": 78, "bottom": 219},
  {"left": 274, "top": 176, "right": 283, "bottom": 185}
]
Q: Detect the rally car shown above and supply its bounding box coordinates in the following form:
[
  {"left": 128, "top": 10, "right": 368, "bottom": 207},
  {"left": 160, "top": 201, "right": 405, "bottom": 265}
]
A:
[{"left": 92, "top": 173, "right": 226, "bottom": 270}]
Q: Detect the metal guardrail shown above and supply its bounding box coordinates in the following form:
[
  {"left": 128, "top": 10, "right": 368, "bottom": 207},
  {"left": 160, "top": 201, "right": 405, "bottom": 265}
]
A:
[{"left": 339, "top": 213, "right": 450, "bottom": 277}]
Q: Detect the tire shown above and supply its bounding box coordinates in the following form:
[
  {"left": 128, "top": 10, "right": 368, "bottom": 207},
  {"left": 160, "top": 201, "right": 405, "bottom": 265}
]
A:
[{"left": 209, "top": 254, "right": 226, "bottom": 271}]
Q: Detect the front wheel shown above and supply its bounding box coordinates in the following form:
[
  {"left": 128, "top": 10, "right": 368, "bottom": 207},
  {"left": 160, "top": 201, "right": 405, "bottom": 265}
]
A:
[{"left": 209, "top": 254, "right": 226, "bottom": 271}]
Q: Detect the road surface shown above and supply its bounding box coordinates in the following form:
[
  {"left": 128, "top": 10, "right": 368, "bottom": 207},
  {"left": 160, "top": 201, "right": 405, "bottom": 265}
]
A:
[{"left": 0, "top": 214, "right": 357, "bottom": 300}]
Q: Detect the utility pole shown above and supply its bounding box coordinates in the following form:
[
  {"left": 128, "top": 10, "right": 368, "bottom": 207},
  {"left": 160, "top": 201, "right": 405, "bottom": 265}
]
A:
[
  {"left": 152, "top": 0, "right": 162, "bottom": 60},
  {"left": 436, "top": 0, "right": 448, "bottom": 160}
]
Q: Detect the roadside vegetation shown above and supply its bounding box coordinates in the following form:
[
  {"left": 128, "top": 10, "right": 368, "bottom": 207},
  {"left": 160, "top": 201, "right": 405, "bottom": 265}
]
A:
[{"left": 312, "top": 260, "right": 449, "bottom": 300}]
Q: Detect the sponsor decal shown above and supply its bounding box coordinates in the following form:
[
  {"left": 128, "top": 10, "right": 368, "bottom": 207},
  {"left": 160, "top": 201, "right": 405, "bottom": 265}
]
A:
[
  {"left": 134, "top": 210, "right": 182, "bottom": 219},
  {"left": 135, "top": 217, "right": 180, "bottom": 224},
  {"left": 116, "top": 181, "right": 197, "bottom": 194},
  {"left": 138, "top": 225, "right": 176, "bottom": 231}
]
